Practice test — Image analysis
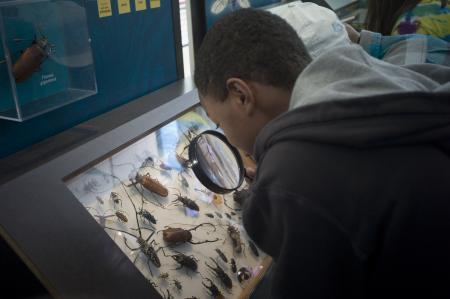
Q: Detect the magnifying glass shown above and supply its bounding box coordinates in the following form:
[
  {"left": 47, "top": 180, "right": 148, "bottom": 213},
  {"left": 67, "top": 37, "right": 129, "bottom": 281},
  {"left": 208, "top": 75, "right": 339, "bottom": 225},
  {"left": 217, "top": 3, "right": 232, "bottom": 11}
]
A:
[{"left": 186, "top": 130, "right": 245, "bottom": 194}]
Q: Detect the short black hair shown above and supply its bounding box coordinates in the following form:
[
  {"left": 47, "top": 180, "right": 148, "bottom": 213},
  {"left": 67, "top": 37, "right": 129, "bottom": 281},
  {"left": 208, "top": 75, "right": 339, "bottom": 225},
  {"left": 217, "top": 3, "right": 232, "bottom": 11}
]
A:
[{"left": 194, "top": 8, "right": 312, "bottom": 101}]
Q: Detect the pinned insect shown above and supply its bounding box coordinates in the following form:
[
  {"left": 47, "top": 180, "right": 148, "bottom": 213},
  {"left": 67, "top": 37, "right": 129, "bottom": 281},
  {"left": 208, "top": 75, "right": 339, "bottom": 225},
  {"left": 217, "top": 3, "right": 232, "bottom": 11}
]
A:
[
  {"left": 233, "top": 188, "right": 250, "bottom": 206},
  {"left": 133, "top": 173, "right": 169, "bottom": 197},
  {"left": 215, "top": 248, "right": 228, "bottom": 263},
  {"left": 225, "top": 212, "right": 232, "bottom": 220},
  {"left": 205, "top": 213, "right": 215, "bottom": 218},
  {"left": 115, "top": 210, "right": 128, "bottom": 223},
  {"left": 172, "top": 279, "right": 182, "bottom": 291},
  {"left": 159, "top": 223, "right": 218, "bottom": 246},
  {"left": 165, "top": 251, "right": 199, "bottom": 272},
  {"left": 228, "top": 225, "right": 243, "bottom": 254},
  {"left": 205, "top": 257, "right": 233, "bottom": 289},
  {"left": 159, "top": 272, "right": 169, "bottom": 280},
  {"left": 202, "top": 278, "right": 225, "bottom": 299},
  {"left": 110, "top": 192, "right": 122, "bottom": 207},
  {"left": 248, "top": 240, "right": 259, "bottom": 257},
  {"left": 138, "top": 208, "right": 157, "bottom": 225},
  {"left": 12, "top": 32, "right": 55, "bottom": 83},
  {"left": 230, "top": 258, "right": 237, "bottom": 273},
  {"left": 171, "top": 191, "right": 200, "bottom": 212},
  {"left": 237, "top": 267, "right": 252, "bottom": 283},
  {"left": 106, "top": 227, "right": 161, "bottom": 275}
]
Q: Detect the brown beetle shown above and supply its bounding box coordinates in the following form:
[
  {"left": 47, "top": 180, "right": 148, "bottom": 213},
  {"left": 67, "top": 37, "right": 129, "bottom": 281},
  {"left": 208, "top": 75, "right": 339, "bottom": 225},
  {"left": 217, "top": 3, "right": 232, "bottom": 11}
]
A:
[
  {"left": 160, "top": 223, "right": 218, "bottom": 245},
  {"left": 135, "top": 173, "right": 168, "bottom": 197},
  {"left": 13, "top": 35, "right": 55, "bottom": 83}
]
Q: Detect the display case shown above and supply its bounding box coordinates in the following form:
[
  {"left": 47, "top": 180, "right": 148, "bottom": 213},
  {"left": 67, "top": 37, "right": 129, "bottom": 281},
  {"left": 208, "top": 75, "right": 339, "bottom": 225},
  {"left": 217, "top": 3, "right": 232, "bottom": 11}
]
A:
[
  {"left": 0, "top": 84, "right": 269, "bottom": 299},
  {"left": 0, "top": 0, "right": 96, "bottom": 122}
]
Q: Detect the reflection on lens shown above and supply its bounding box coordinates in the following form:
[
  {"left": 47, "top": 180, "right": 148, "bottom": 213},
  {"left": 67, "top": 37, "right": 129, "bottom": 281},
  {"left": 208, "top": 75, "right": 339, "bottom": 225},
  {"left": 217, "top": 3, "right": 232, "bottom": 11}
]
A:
[{"left": 195, "top": 134, "right": 240, "bottom": 190}]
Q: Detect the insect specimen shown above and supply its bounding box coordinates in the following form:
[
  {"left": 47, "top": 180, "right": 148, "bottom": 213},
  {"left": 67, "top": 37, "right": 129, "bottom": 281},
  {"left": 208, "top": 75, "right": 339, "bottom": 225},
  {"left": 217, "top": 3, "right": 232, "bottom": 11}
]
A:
[
  {"left": 134, "top": 173, "right": 169, "bottom": 197},
  {"left": 106, "top": 227, "right": 161, "bottom": 275},
  {"left": 214, "top": 212, "right": 223, "bottom": 219},
  {"left": 172, "top": 279, "right": 182, "bottom": 291},
  {"left": 112, "top": 210, "right": 127, "bottom": 223},
  {"left": 159, "top": 272, "right": 169, "bottom": 280},
  {"left": 211, "top": 0, "right": 250, "bottom": 15},
  {"left": 230, "top": 258, "right": 237, "bottom": 273},
  {"left": 110, "top": 192, "right": 122, "bottom": 207},
  {"left": 205, "top": 213, "right": 215, "bottom": 218},
  {"left": 160, "top": 223, "right": 218, "bottom": 246},
  {"left": 237, "top": 267, "right": 252, "bottom": 283},
  {"left": 178, "top": 173, "right": 190, "bottom": 189},
  {"left": 228, "top": 225, "right": 243, "bottom": 254},
  {"left": 163, "top": 250, "right": 199, "bottom": 272},
  {"left": 172, "top": 191, "right": 200, "bottom": 211},
  {"left": 202, "top": 278, "right": 225, "bottom": 299},
  {"left": 248, "top": 240, "right": 259, "bottom": 257},
  {"left": 215, "top": 248, "right": 228, "bottom": 263},
  {"left": 13, "top": 32, "right": 55, "bottom": 83},
  {"left": 138, "top": 208, "right": 157, "bottom": 225},
  {"left": 205, "top": 257, "right": 233, "bottom": 289},
  {"left": 225, "top": 213, "right": 232, "bottom": 220}
]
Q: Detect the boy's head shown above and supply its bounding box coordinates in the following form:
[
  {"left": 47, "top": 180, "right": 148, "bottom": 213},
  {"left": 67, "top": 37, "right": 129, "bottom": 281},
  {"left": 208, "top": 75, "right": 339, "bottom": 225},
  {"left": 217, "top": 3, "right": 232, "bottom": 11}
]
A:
[{"left": 195, "top": 9, "right": 311, "bottom": 153}]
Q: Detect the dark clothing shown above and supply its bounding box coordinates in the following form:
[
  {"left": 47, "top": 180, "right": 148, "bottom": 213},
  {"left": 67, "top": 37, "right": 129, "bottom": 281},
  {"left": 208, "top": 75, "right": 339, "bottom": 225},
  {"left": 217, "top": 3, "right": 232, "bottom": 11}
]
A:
[{"left": 243, "top": 93, "right": 450, "bottom": 298}]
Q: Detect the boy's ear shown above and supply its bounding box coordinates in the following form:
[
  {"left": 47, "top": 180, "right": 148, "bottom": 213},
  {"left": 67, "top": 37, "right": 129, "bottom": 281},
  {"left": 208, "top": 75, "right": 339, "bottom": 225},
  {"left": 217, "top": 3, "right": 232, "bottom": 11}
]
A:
[{"left": 226, "top": 78, "right": 255, "bottom": 115}]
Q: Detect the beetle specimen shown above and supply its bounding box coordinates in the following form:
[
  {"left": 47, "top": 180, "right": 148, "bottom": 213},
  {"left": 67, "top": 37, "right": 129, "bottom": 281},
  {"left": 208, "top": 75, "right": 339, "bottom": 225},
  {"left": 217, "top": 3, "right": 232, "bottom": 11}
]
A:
[
  {"left": 205, "top": 213, "right": 215, "bottom": 218},
  {"left": 110, "top": 192, "right": 122, "bottom": 207},
  {"left": 105, "top": 227, "right": 161, "bottom": 275},
  {"left": 230, "top": 258, "right": 237, "bottom": 273},
  {"left": 138, "top": 208, "right": 157, "bottom": 225},
  {"left": 115, "top": 210, "right": 128, "bottom": 223},
  {"left": 134, "top": 173, "right": 169, "bottom": 197},
  {"left": 159, "top": 272, "right": 169, "bottom": 280},
  {"left": 205, "top": 257, "right": 233, "bottom": 289},
  {"left": 13, "top": 33, "right": 55, "bottom": 83},
  {"left": 228, "top": 225, "right": 243, "bottom": 254},
  {"left": 202, "top": 278, "right": 225, "bottom": 299},
  {"left": 214, "top": 212, "right": 223, "bottom": 219},
  {"left": 237, "top": 267, "right": 252, "bottom": 283},
  {"left": 215, "top": 248, "right": 228, "bottom": 263},
  {"left": 163, "top": 250, "right": 199, "bottom": 272},
  {"left": 233, "top": 188, "right": 250, "bottom": 206},
  {"left": 172, "top": 279, "right": 182, "bottom": 291},
  {"left": 230, "top": 211, "right": 236, "bottom": 216},
  {"left": 225, "top": 212, "right": 232, "bottom": 220},
  {"left": 160, "top": 223, "right": 219, "bottom": 246},
  {"left": 248, "top": 240, "right": 259, "bottom": 257},
  {"left": 172, "top": 192, "right": 200, "bottom": 211}
]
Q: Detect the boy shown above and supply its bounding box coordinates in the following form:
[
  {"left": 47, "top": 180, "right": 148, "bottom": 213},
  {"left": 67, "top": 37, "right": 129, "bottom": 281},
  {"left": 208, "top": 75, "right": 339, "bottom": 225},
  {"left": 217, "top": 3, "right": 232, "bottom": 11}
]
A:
[{"left": 194, "top": 9, "right": 450, "bottom": 299}]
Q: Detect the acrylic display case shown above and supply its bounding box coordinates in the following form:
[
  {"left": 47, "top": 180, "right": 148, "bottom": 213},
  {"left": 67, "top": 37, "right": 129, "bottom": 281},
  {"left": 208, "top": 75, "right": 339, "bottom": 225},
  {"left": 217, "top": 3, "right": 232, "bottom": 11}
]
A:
[
  {"left": 65, "top": 105, "right": 266, "bottom": 299},
  {"left": 0, "top": 0, "right": 97, "bottom": 122},
  {"left": 0, "top": 86, "right": 270, "bottom": 299}
]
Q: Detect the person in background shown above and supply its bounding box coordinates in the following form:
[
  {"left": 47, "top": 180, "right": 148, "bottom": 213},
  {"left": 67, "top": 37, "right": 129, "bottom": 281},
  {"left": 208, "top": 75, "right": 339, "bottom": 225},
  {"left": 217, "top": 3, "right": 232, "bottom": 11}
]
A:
[{"left": 366, "top": 0, "right": 449, "bottom": 41}]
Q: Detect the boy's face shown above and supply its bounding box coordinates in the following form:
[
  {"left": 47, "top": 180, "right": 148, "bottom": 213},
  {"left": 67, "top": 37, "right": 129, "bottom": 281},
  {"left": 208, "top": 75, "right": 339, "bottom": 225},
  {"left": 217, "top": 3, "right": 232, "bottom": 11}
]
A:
[
  {"left": 199, "top": 79, "right": 291, "bottom": 154},
  {"left": 200, "top": 93, "right": 258, "bottom": 155}
]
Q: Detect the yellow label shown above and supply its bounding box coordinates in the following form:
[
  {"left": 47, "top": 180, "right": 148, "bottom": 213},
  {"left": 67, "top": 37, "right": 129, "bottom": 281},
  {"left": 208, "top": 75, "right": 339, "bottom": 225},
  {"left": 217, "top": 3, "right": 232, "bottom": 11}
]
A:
[
  {"left": 118, "top": 0, "right": 131, "bottom": 14},
  {"left": 150, "top": 0, "right": 161, "bottom": 8},
  {"left": 97, "top": 0, "right": 112, "bottom": 18},
  {"left": 135, "top": 0, "right": 146, "bottom": 11}
]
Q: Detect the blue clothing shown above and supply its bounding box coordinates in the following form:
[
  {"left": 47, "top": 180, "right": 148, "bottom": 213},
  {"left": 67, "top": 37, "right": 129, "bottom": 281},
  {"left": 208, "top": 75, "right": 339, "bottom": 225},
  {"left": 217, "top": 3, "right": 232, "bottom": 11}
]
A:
[{"left": 359, "top": 30, "right": 450, "bottom": 66}]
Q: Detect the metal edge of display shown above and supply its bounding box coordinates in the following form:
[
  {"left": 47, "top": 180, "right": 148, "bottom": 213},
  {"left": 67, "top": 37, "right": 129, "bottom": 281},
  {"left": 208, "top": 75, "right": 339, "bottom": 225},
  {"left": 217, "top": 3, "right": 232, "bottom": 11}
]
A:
[{"left": 0, "top": 86, "right": 200, "bottom": 299}]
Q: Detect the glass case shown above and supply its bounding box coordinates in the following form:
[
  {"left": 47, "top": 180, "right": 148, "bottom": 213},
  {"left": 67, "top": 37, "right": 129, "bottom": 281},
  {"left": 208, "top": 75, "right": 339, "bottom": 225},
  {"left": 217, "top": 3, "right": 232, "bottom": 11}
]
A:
[
  {"left": 65, "top": 105, "right": 266, "bottom": 299},
  {"left": 0, "top": 0, "right": 96, "bottom": 122}
]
